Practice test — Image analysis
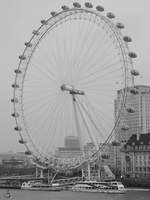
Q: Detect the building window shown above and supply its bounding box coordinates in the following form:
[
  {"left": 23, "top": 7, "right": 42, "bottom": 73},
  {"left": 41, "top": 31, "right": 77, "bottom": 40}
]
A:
[
  {"left": 139, "top": 146, "right": 142, "bottom": 150},
  {"left": 143, "top": 145, "right": 146, "bottom": 150},
  {"left": 143, "top": 167, "right": 146, "bottom": 172},
  {"left": 135, "top": 167, "right": 138, "bottom": 171},
  {"left": 139, "top": 167, "right": 142, "bottom": 172},
  {"left": 135, "top": 146, "right": 138, "bottom": 150},
  {"left": 140, "top": 142, "right": 143, "bottom": 145}
]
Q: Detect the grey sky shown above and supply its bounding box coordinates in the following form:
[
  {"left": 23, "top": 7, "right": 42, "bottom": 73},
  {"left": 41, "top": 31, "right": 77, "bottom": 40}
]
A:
[{"left": 0, "top": 0, "right": 150, "bottom": 152}]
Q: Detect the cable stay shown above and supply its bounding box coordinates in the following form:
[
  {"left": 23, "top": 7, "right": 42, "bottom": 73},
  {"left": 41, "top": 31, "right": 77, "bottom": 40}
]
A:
[
  {"left": 76, "top": 96, "right": 105, "bottom": 141},
  {"left": 72, "top": 94, "right": 84, "bottom": 152},
  {"left": 75, "top": 98, "right": 99, "bottom": 150}
]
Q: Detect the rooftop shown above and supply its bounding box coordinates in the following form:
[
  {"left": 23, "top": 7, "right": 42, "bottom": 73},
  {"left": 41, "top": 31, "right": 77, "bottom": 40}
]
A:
[
  {"left": 124, "top": 133, "right": 150, "bottom": 148},
  {"left": 117, "top": 85, "right": 150, "bottom": 94}
]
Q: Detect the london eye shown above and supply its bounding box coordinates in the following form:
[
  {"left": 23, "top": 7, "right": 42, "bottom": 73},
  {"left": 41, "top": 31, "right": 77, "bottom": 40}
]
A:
[{"left": 11, "top": 2, "right": 138, "bottom": 171}]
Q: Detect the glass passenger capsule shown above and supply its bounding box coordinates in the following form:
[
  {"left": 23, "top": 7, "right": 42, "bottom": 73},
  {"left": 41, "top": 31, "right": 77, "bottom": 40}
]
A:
[
  {"left": 61, "top": 5, "right": 69, "bottom": 10},
  {"left": 11, "top": 112, "right": 19, "bottom": 118},
  {"left": 12, "top": 84, "right": 19, "bottom": 88},
  {"left": 41, "top": 19, "right": 48, "bottom": 25},
  {"left": 131, "top": 69, "right": 140, "bottom": 76},
  {"left": 128, "top": 52, "right": 137, "bottom": 58},
  {"left": 73, "top": 2, "right": 81, "bottom": 8},
  {"left": 14, "top": 69, "right": 22, "bottom": 74},
  {"left": 121, "top": 125, "right": 129, "bottom": 131},
  {"left": 19, "top": 139, "right": 26, "bottom": 144},
  {"left": 19, "top": 55, "right": 26, "bottom": 60},
  {"left": 130, "top": 87, "right": 139, "bottom": 94},
  {"left": 14, "top": 126, "right": 22, "bottom": 131},
  {"left": 123, "top": 36, "right": 132, "bottom": 42},
  {"left": 11, "top": 98, "right": 18, "bottom": 103},
  {"left": 96, "top": 5, "right": 104, "bottom": 12},
  {"left": 25, "top": 42, "right": 32, "bottom": 47},
  {"left": 107, "top": 12, "right": 115, "bottom": 19},
  {"left": 116, "top": 23, "right": 125, "bottom": 29},
  {"left": 25, "top": 150, "right": 32, "bottom": 155},
  {"left": 126, "top": 107, "right": 135, "bottom": 113},
  {"left": 32, "top": 30, "right": 40, "bottom": 35},
  {"left": 85, "top": 2, "right": 93, "bottom": 8},
  {"left": 51, "top": 11, "right": 57, "bottom": 17}
]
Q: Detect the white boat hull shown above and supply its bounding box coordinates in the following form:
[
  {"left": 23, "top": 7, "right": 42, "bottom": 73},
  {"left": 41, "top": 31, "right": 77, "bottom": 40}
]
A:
[{"left": 71, "top": 188, "right": 126, "bottom": 194}]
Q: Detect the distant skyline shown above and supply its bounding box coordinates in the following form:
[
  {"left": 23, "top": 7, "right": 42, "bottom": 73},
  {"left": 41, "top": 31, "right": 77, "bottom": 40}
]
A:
[{"left": 0, "top": 0, "right": 150, "bottom": 152}]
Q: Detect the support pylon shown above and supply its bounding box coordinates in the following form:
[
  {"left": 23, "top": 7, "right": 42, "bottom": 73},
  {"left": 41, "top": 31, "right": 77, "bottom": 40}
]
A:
[{"left": 40, "top": 169, "right": 43, "bottom": 178}]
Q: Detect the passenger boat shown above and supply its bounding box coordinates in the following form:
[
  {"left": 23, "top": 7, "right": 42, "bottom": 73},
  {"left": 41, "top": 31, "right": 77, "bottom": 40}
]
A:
[
  {"left": 71, "top": 181, "right": 126, "bottom": 194},
  {"left": 21, "top": 181, "right": 63, "bottom": 191}
]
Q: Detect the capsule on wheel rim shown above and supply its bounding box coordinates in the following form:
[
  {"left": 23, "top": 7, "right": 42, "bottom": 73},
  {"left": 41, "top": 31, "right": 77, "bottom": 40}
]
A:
[
  {"left": 25, "top": 42, "right": 32, "bottom": 47},
  {"left": 19, "top": 139, "right": 26, "bottom": 144},
  {"left": 51, "top": 11, "right": 57, "bottom": 17},
  {"left": 11, "top": 98, "right": 19, "bottom": 103},
  {"left": 107, "top": 12, "right": 115, "bottom": 19},
  {"left": 116, "top": 23, "right": 125, "bottom": 29},
  {"left": 61, "top": 5, "right": 69, "bottom": 11},
  {"left": 14, "top": 69, "right": 22, "bottom": 74},
  {"left": 19, "top": 55, "right": 26, "bottom": 60},
  {"left": 41, "top": 19, "right": 48, "bottom": 25},
  {"left": 123, "top": 36, "right": 132, "bottom": 42},
  {"left": 129, "top": 52, "right": 137, "bottom": 58},
  {"left": 14, "top": 126, "right": 22, "bottom": 131},
  {"left": 131, "top": 69, "right": 140, "bottom": 76},
  {"left": 12, "top": 84, "right": 19, "bottom": 88},
  {"left": 121, "top": 125, "right": 129, "bottom": 131},
  {"left": 85, "top": 2, "right": 93, "bottom": 8},
  {"left": 11, "top": 112, "right": 19, "bottom": 118},
  {"left": 130, "top": 87, "right": 139, "bottom": 94},
  {"left": 25, "top": 150, "right": 32, "bottom": 155},
  {"left": 32, "top": 30, "right": 40, "bottom": 36},
  {"left": 126, "top": 107, "right": 135, "bottom": 113},
  {"left": 96, "top": 5, "right": 104, "bottom": 12},
  {"left": 73, "top": 2, "right": 81, "bottom": 8}
]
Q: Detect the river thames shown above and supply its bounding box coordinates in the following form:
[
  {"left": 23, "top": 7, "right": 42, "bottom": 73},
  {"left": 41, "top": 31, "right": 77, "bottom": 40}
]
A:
[{"left": 0, "top": 189, "right": 149, "bottom": 200}]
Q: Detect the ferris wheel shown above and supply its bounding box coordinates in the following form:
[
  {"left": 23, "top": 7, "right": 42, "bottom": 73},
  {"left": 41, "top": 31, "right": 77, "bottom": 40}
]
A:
[{"left": 11, "top": 2, "right": 139, "bottom": 170}]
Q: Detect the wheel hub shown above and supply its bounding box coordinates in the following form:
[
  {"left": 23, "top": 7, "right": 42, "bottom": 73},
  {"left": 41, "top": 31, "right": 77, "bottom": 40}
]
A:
[{"left": 60, "top": 84, "right": 85, "bottom": 95}]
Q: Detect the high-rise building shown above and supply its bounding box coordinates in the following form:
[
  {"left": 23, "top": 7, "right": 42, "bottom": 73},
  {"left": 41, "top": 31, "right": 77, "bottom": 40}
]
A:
[
  {"left": 64, "top": 136, "right": 80, "bottom": 149},
  {"left": 55, "top": 136, "right": 82, "bottom": 159},
  {"left": 115, "top": 85, "right": 150, "bottom": 143}
]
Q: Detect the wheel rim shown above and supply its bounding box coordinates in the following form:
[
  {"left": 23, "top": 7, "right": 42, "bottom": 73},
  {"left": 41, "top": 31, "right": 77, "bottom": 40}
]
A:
[{"left": 12, "top": 7, "right": 135, "bottom": 169}]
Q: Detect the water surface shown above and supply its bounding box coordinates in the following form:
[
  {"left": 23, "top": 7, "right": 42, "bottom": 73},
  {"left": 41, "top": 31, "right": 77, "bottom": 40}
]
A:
[{"left": 0, "top": 189, "right": 149, "bottom": 200}]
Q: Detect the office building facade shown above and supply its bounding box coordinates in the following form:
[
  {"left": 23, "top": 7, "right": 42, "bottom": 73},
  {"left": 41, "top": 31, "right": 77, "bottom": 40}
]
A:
[{"left": 115, "top": 85, "right": 150, "bottom": 143}]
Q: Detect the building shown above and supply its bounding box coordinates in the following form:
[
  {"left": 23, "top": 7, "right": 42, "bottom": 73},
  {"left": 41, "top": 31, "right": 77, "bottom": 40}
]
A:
[
  {"left": 0, "top": 152, "right": 32, "bottom": 169},
  {"left": 64, "top": 136, "right": 81, "bottom": 149},
  {"left": 101, "top": 142, "right": 121, "bottom": 177},
  {"left": 83, "top": 142, "right": 96, "bottom": 159},
  {"left": 55, "top": 147, "right": 82, "bottom": 159},
  {"left": 55, "top": 136, "right": 82, "bottom": 159},
  {"left": 81, "top": 142, "right": 118, "bottom": 180},
  {"left": 121, "top": 133, "right": 150, "bottom": 178},
  {"left": 115, "top": 85, "right": 150, "bottom": 143}
]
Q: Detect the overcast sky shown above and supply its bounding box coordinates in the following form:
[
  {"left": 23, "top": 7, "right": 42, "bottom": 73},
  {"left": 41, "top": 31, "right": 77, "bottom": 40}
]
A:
[{"left": 0, "top": 0, "right": 150, "bottom": 153}]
